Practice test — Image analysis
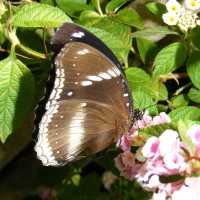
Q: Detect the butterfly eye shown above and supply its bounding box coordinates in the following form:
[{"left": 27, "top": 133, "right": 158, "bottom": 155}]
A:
[{"left": 35, "top": 23, "right": 134, "bottom": 166}]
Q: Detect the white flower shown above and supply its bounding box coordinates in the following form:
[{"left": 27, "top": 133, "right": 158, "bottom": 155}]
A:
[
  {"left": 166, "top": 0, "right": 182, "bottom": 12},
  {"left": 102, "top": 171, "right": 117, "bottom": 190},
  {"left": 162, "top": 12, "right": 179, "bottom": 25},
  {"left": 197, "top": 19, "right": 200, "bottom": 25},
  {"left": 177, "top": 8, "right": 198, "bottom": 31},
  {"left": 184, "top": 0, "right": 200, "bottom": 11}
]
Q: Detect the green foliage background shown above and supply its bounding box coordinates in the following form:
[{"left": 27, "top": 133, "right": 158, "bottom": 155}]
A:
[{"left": 1, "top": 0, "right": 200, "bottom": 199}]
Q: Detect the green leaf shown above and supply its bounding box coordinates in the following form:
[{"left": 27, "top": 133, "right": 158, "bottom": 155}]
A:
[
  {"left": 158, "top": 83, "right": 168, "bottom": 101},
  {"left": 132, "top": 26, "right": 179, "bottom": 41},
  {"left": 133, "top": 90, "right": 158, "bottom": 115},
  {"left": 146, "top": 2, "right": 166, "bottom": 17},
  {"left": 153, "top": 42, "right": 187, "bottom": 77},
  {"left": 126, "top": 67, "right": 151, "bottom": 85},
  {"left": 40, "top": 0, "right": 54, "bottom": 5},
  {"left": 0, "top": 23, "right": 6, "bottom": 44},
  {"left": 126, "top": 67, "right": 168, "bottom": 101},
  {"left": 139, "top": 123, "right": 173, "bottom": 139},
  {"left": 189, "top": 27, "right": 200, "bottom": 50},
  {"left": 177, "top": 120, "right": 196, "bottom": 154},
  {"left": 86, "top": 19, "right": 132, "bottom": 64},
  {"left": 188, "top": 87, "right": 200, "bottom": 103},
  {"left": 79, "top": 10, "right": 101, "bottom": 26},
  {"left": 171, "top": 94, "right": 188, "bottom": 108},
  {"left": 169, "top": 106, "right": 200, "bottom": 123},
  {"left": 56, "top": 0, "right": 93, "bottom": 16},
  {"left": 0, "top": 55, "right": 34, "bottom": 143},
  {"left": 105, "top": 0, "right": 130, "bottom": 13},
  {"left": 160, "top": 175, "right": 184, "bottom": 184},
  {"left": 187, "top": 51, "right": 200, "bottom": 89},
  {"left": 136, "top": 38, "right": 158, "bottom": 64},
  {"left": 13, "top": 3, "right": 71, "bottom": 28},
  {"left": 115, "top": 8, "right": 144, "bottom": 29}
]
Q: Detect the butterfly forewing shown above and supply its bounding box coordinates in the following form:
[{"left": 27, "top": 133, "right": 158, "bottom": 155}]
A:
[{"left": 35, "top": 23, "right": 133, "bottom": 166}]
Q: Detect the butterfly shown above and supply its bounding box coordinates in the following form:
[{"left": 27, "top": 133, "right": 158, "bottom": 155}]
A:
[{"left": 34, "top": 22, "right": 134, "bottom": 166}]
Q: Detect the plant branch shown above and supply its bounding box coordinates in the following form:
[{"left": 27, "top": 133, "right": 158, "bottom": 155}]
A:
[
  {"left": 16, "top": 44, "right": 47, "bottom": 59},
  {"left": 96, "top": 0, "right": 103, "bottom": 16}
]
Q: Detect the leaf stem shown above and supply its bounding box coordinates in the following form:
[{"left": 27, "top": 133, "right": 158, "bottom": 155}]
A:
[
  {"left": 173, "top": 82, "right": 192, "bottom": 96},
  {"left": 96, "top": 0, "right": 103, "bottom": 16},
  {"left": 17, "top": 44, "right": 47, "bottom": 59}
]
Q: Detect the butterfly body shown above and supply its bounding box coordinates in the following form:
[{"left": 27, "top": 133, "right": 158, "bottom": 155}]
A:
[{"left": 35, "top": 23, "right": 133, "bottom": 166}]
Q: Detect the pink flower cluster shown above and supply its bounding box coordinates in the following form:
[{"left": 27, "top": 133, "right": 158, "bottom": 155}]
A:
[
  {"left": 115, "top": 112, "right": 200, "bottom": 200},
  {"left": 118, "top": 112, "right": 171, "bottom": 151}
]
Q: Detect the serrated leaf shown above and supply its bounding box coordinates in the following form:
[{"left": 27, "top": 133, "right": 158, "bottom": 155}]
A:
[
  {"left": 133, "top": 90, "right": 158, "bottom": 115},
  {"left": 86, "top": 19, "right": 132, "bottom": 64},
  {"left": 79, "top": 10, "right": 101, "bottom": 26},
  {"left": 188, "top": 87, "right": 200, "bottom": 103},
  {"left": 0, "top": 23, "right": 6, "bottom": 45},
  {"left": 177, "top": 120, "right": 196, "bottom": 154},
  {"left": 153, "top": 42, "right": 187, "bottom": 77},
  {"left": 139, "top": 123, "right": 173, "bottom": 139},
  {"left": 40, "top": 0, "right": 54, "bottom": 5},
  {"left": 13, "top": 3, "right": 71, "bottom": 28},
  {"left": 187, "top": 51, "right": 200, "bottom": 89},
  {"left": 132, "top": 26, "right": 179, "bottom": 41},
  {"left": 171, "top": 94, "right": 188, "bottom": 108},
  {"left": 126, "top": 67, "right": 168, "bottom": 101},
  {"left": 56, "top": 0, "right": 93, "bottom": 16},
  {"left": 115, "top": 8, "right": 144, "bottom": 29},
  {"left": 126, "top": 67, "right": 151, "bottom": 86},
  {"left": 0, "top": 55, "right": 34, "bottom": 143},
  {"left": 189, "top": 27, "right": 200, "bottom": 50},
  {"left": 158, "top": 83, "right": 168, "bottom": 100},
  {"left": 169, "top": 106, "right": 200, "bottom": 123},
  {"left": 146, "top": 2, "right": 166, "bottom": 17},
  {"left": 105, "top": 0, "right": 130, "bottom": 13},
  {"left": 136, "top": 38, "right": 158, "bottom": 64}
]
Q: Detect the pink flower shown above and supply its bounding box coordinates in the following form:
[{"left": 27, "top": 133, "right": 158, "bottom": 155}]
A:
[
  {"left": 158, "top": 130, "right": 179, "bottom": 157},
  {"left": 172, "top": 177, "right": 200, "bottom": 200},
  {"left": 118, "top": 134, "right": 133, "bottom": 151},
  {"left": 187, "top": 124, "right": 200, "bottom": 145},
  {"left": 115, "top": 151, "right": 144, "bottom": 180},
  {"left": 142, "top": 137, "right": 159, "bottom": 158},
  {"left": 151, "top": 191, "right": 167, "bottom": 200},
  {"left": 163, "top": 152, "right": 186, "bottom": 171},
  {"left": 152, "top": 112, "right": 171, "bottom": 125}
]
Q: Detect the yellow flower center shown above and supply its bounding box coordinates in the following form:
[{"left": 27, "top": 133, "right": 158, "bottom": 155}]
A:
[
  {"left": 169, "top": 16, "right": 175, "bottom": 22},
  {"left": 171, "top": 5, "right": 177, "bottom": 11},
  {"left": 191, "top": 0, "right": 197, "bottom": 7}
]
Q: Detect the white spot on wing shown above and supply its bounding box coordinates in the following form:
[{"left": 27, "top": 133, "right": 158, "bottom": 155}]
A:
[
  {"left": 107, "top": 69, "right": 118, "bottom": 77},
  {"left": 77, "top": 49, "right": 89, "bottom": 55},
  {"left": 80, "top": 102, "right": 87, "bottom": 107},
  {"left": 72, "top": 31, "right": 85, "bottom": 38},
  {"left": 87, "top": 75, "right": 102, "bottom": 81},
  {"left": 99, "top": 72, "right": 111, "bottom": 80},
  {"left": 67, "top": 91, "right": 73, "bottom": 96},
  {"left": 81, "top": 80, "right": 92, "bottom": 86},
  {"left": 67, "top": 111, "right": 85, "bottom": 155}
]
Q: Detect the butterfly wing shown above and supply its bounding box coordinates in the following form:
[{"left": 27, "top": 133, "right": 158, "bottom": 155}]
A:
[{"left": 35, "top": 23, "right": 133, "bottom": 166}]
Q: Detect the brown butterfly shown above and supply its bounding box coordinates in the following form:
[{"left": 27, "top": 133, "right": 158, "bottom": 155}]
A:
[{"left": 35, "top": 22, "right": 134, "bottom": 166}]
